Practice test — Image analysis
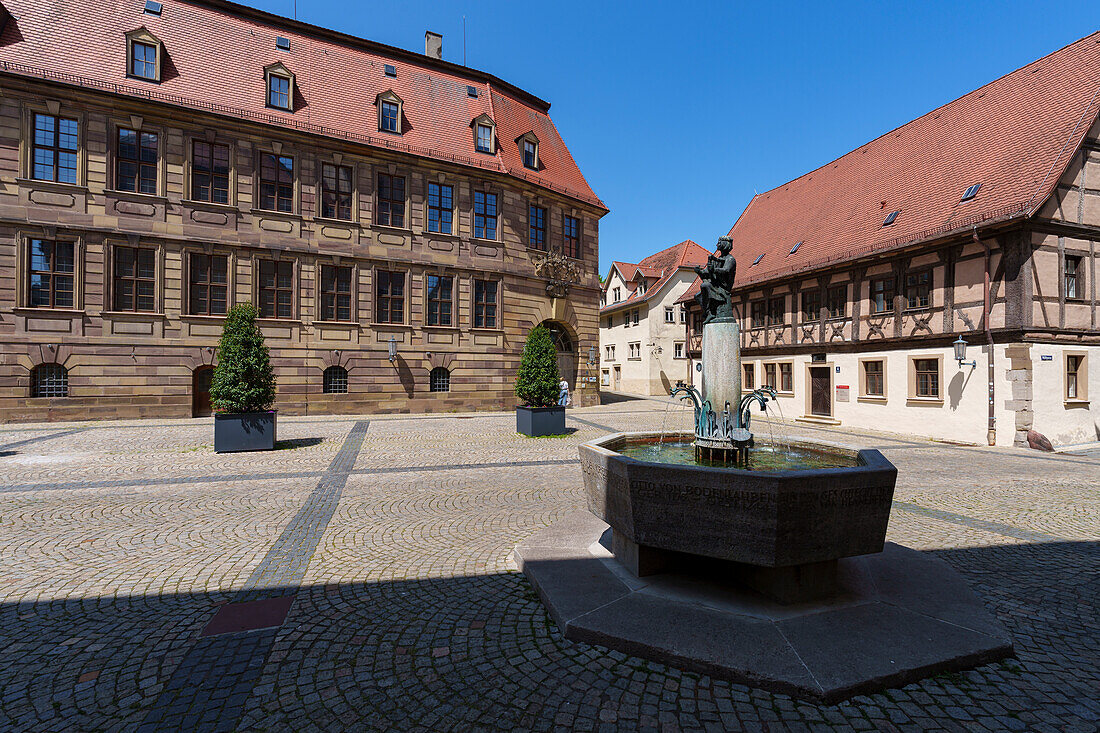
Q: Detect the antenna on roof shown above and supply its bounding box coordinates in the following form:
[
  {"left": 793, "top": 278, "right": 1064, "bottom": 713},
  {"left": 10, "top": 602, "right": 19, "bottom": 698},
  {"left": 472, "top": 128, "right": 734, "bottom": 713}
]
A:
[
  {"left": 293, "top": 0, "right": 297, "bottom": 20},
  {"left": 463, "top": 16, "right": 467, "bottom": 66}
]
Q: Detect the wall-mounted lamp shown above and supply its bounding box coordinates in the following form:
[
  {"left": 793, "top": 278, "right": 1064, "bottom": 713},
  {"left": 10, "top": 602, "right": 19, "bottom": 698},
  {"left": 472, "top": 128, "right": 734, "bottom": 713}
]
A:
[
  {"left": 587, "top": 346, "right": 597, "bottom": 365},
  {"left": 388, "top": 336, "right": 397, "bottom": 363},
  {"left": 953, "top": 336, "right": 977, "bottom": 368}
]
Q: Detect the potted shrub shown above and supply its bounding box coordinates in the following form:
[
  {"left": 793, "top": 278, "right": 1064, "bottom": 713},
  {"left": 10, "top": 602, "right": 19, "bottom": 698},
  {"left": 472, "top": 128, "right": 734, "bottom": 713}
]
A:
[
  {"left": 210, "top": 303, "right": 278, "bottom": 453},
  {"left": 515, "top": 324, "right": 566, "bottom": 437}
]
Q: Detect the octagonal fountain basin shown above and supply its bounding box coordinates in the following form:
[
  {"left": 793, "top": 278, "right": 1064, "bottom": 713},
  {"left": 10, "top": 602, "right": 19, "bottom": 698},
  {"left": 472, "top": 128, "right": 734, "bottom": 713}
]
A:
[{"left": 579, "top": 431, "right": 897, "bottom": 602}]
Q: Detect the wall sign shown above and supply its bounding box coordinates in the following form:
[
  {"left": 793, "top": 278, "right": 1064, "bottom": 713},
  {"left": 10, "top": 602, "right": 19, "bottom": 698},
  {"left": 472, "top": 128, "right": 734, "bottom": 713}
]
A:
[
  {"left": 836, "top": 385, "right": 850, "bottom": 402},
  {"left": 835, "top": 366, "right": 841, "bottom": 373},
  {"left": 1040, "top": 355, "right": 1053, "bottom": 361}
]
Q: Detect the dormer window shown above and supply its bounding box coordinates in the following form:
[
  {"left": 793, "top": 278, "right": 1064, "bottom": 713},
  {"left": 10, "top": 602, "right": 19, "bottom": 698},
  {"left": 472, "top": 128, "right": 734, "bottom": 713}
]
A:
[
  {"left": 125, "top": 28, "right": 163, "bottom": 83},
  {"left": 516, "top": 132, "right": 539, "bottom": 170},
  {"left": 376, "top": 91, "right": 403, "bottom": 134},
  {"left": 471, "top": 114, "right": 495, "bottom": 154},
  {"left": 264, "top": 62, "right": 295, "bottom": 111}
]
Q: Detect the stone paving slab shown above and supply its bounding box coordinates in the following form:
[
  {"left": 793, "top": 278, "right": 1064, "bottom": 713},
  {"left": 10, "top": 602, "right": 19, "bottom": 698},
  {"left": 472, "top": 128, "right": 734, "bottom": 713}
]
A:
[{"left": 0, "top": 403, "right": 1096, "bottom": 731}]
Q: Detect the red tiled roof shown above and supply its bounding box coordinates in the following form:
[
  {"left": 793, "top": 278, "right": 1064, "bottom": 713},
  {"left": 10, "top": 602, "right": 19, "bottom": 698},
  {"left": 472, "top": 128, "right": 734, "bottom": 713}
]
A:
[
  {"left": 602, "top": 240, "right": 709, "bottom": 312},
  {"left": 0, "top": 0, "right": 604, "bottom": 210},
  {"left": 728, "top": 31, "right": 1100, "bottom": 287}
]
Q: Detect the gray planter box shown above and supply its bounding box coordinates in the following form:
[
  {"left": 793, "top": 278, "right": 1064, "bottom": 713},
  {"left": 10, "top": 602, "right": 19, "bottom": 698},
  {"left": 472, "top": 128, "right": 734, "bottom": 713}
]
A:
[
  {"left": 214, "top": 411, "right": 277, "bottom": 453},
  {"left": 517, "top": 406, "right": 566, "bottom": 437}
]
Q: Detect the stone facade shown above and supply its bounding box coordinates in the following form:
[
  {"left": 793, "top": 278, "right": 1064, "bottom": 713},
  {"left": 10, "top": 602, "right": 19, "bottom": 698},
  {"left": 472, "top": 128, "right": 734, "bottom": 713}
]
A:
[{"left": 0, "top": 42, "right": 605, "bottom": 422}]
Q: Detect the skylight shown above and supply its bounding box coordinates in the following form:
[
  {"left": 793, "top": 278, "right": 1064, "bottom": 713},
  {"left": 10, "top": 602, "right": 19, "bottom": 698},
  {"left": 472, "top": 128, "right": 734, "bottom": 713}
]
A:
[
  {"left": 384, "top": 64, "right": 397, "bottom": 78},
  {"left": 467, "top": 86, "right": 478, "bottom": 98},
  {"left": 752, "top": 254, "right": 764, "bottom": 266},
  {"left": 143, "top": 0, "right": 162, "bottom": 15},
  {"left": 961, "top": 183, "right": 981, "bottom": 202},
  {"left": 276, "top": 36, "right": 290, "bottom": 51},
  {"left": 883, "top": 210, "right": 900, "bottom": 226},
  {"left": 789, "top": 241, "right": 802, "bottom": 255}
]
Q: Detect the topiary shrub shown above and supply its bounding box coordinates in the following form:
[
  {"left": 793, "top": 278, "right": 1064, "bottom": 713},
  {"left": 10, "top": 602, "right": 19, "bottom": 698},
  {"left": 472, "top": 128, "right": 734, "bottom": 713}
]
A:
[
  {"left": 210, "top": 303, "right": 276, "bottom": 413},
  {"left": 514, "top": 324, "right": 561, "bottom": 408}
]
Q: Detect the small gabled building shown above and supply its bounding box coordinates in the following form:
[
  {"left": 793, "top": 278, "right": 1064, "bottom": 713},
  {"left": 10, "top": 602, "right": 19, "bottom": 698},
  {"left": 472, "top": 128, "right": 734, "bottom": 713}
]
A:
[
  {"left": 681, "top": 31, "right": 1100, "bottom": 448},
  {"left": 600, "top": 240, "right": 709, "bottom": 394}
]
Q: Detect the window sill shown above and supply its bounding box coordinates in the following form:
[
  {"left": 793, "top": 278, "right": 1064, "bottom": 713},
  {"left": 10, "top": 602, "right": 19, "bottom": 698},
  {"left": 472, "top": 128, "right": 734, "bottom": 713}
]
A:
[
  {"left": 1064, "top": 399, "right": 1090, "bottom": 407},
  {"left": 422, "top": 324, "right": 459, "bottom": 331},
  {"left": 250, "top": 208, "right": 302, "bottom": 221},
  {"left": 370, "top": 322, "right": 412, "bottom": 329},
  {"left": 105, "top": 189, "right": 169, "bottom": 204},
  {"left": 471, "top": 236, "right": 500, "bottom": 245},
  {"left": 776, "top": 390, "right": 795, "bottom": 397},
  {"left": 182, "top": 199, "right": 238, "bottom": 213},
  {"left": 14, "top": 307, "right": 85, "bottom": 316},
  {"left": 371, "top": 223, "right": 413, "bottom": 235},
  {"left": 903, "top": 307, "right": 933, "bottom": 314},
  {"left": 627, "top": 358, "right": 642, "bottom": 361},
  {"left": 470, "top": 327, "right": 504, "bottom": 333},
  {"left": 100, "top": 310, "right": 167, "bottom": 319},
  {"left": 16, "top": 178, "right": 89, "bottom": 193},
  {"left": 858, "top": 395, "right": 888, "bottom": 404},
  {"left": 181, "top": 313, "right": 227, "bottom": 321},
  {"left": 313, "top": 215, "right": 360, "bottom": 227},
  {"left": 906, "top": 397, "right": 944, "bottom": 406},
  {"left": 424, "top": 229, "right": 459, "bottom": 239},
  {"left": 255, "top": 317, "right": 303, "bottom": 325},
  {"left": 315, "top": 320, "right": 360, "bottom": 327}
]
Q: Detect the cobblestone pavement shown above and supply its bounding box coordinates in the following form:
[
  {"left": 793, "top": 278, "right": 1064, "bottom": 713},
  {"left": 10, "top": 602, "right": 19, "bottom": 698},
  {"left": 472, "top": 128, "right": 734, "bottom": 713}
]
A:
[{"left": 0, "top": 401, "right": 1097, "bottom": 732}]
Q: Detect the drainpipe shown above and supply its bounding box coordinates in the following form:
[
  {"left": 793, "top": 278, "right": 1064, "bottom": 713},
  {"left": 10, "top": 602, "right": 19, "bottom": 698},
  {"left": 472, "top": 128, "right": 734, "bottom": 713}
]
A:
[{"left": 976, "top": 227, "right": 996, "bottom": 445}]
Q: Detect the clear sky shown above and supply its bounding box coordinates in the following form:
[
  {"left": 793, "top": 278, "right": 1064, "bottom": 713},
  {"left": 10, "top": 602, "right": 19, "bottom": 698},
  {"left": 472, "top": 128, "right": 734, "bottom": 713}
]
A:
[{"left": 245, "top": 0, "right": 1099, "bottom": 274}]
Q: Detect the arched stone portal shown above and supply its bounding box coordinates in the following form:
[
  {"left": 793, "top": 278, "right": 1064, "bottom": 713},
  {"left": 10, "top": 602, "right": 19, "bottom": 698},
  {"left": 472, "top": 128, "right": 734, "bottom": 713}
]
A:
[{"left": 539, "top": 320, "right": 577, "bottom": 389}]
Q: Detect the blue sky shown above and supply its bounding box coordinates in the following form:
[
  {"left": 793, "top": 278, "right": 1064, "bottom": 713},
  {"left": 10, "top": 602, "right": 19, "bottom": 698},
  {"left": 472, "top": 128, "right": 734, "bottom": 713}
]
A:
[{"left": 246, "top": 0, "right": 1100, "bottom": 274}]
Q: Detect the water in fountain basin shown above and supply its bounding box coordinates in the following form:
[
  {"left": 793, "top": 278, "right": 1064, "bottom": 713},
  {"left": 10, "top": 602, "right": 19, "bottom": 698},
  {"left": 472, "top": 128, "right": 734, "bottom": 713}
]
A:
[
  {"left": 766, "top": 401, "right": 793, "bottom": 455},
  {"left": 618, "top": 439, "right": 857, "bottom": 471}
]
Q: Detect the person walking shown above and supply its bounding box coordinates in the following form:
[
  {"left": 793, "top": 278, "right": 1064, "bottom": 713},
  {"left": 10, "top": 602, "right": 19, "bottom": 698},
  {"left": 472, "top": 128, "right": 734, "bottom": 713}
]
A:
[{"left": 558, "top": 378, "right": 570, "bottom": 407}]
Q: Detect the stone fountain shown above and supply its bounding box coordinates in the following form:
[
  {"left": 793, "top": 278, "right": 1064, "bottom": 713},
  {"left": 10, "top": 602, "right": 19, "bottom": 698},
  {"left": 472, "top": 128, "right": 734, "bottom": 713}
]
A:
[{"left": 516, "top": 236, "right": 1013, "bottom": 702}]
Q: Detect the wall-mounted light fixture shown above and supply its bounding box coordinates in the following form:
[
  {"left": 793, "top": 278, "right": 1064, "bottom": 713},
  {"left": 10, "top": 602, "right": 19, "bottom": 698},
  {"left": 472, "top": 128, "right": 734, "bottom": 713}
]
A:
[
  {"left": 953, "top": 336, "right": 977, "bottom": 368},
  {"left": 587, "top": 346, "right": 597, "bottom": 365},
  {"left": 388, "top": 336, "right": 397, "bottom": 363}
]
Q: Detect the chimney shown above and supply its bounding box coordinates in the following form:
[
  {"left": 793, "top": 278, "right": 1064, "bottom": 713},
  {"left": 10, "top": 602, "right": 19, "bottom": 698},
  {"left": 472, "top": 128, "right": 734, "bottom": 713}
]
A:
[{"left": 425, "top": 31, "right": 442, "bottom": 60}]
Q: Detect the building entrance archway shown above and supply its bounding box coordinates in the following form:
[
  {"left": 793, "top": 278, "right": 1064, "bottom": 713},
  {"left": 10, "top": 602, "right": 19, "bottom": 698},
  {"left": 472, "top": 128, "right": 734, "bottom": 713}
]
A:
[
  {"left": 193, "top": 366, "right": 214, "bottom": 417},
  {"left": 539, "top": 320, "right": 577, "bottom": 389}
]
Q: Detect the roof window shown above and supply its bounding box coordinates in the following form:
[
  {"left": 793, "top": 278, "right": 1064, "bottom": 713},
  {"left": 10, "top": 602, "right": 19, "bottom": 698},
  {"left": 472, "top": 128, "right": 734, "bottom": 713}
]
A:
[
  {"left": 752, "top": 254, "right": 764, "bottom": 266},
  {"left": 143, "top": 0, "right": 162, "bottom": 16},
  {"left": 883, "top": 210, "right": 900, "bottom": 226},
  {"left": 384, "top": 64, "right": 397, "bottom": 78},
  {"left": 961, "top": 183, "right": 981, "bottom": 202},
  {"left": 789, "top": 241, "right": 802, "bottom": 255},
  {"left": 467, "top": 85, "right": 478, "bottom": 98},
  {"left": 276, "top": 36, "right": 290, "bottom": 51}
]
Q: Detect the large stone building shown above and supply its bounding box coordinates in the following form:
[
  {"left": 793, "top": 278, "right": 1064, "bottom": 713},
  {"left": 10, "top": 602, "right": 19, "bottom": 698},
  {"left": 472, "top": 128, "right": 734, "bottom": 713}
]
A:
[
  {"left": 682, "top": 32, "right": 1100, "bottom": 449},
  {"left": 599, "top": 240, "right": 708, "bottom": 394},
  {"left": 0, "top": 0, "right": 606, "bottom": 422}
]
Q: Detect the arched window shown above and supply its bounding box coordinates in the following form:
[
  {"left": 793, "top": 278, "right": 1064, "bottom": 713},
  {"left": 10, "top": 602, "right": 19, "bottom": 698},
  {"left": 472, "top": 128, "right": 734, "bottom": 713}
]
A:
[
  {"left": 323, "top": 366, "right": 348, "bottom": 394},
  {"left": 32, "top": 363, "right": 68, "bottom": 398},
  {"left": 429, "top": 367, "right": 450, "bottom": 393}
]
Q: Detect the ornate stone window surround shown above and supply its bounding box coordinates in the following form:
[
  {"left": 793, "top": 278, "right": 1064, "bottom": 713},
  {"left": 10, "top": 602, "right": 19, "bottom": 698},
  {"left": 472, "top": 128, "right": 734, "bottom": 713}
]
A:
[
  {"left": 103, "top": 236, "right": 165, "bottom": 316},
  {"left": 315, "top": 153, "right": 359, "bottom": 223},
  {"left": 252, "top": 142, "right": 299, "bottom": 216},
  {"left": 183, "top": 131, "right": 237, "bottom": 208},
  {"left": 14, "top": 229, "right": 85, "bottom": 312},
  {"left": 20, "top": 100, "right": 87, "bottom": 187},
  {"left": 252, "top": 253, "right": 299, "bottom": 321},
  {"left": 181, "top": 245, "right": 236, "bottom": 318},
  {"left": 107, "top": 115, "right": 166, "bottom": 198}
]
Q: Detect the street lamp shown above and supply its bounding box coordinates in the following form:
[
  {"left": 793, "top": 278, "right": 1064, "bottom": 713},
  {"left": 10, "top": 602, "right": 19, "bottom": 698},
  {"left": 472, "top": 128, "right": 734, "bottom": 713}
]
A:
[
  {"left": 388, "top": 336, "right": 397, "bottom": 363},
  {"left": 953, "top": 336, "right": 976, "bottom": 368}
]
